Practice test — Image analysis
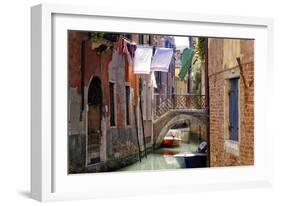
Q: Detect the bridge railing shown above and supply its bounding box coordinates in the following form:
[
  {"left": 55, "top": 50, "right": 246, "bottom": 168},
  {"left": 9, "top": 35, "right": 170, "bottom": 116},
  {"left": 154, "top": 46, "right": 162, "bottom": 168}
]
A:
[{"left": 153, "top": 94, "right": 207, "bottom": 120}]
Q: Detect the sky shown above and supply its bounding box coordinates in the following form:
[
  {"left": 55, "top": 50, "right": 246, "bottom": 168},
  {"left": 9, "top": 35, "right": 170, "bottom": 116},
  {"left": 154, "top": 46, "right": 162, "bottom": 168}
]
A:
[{"left": 174, "top": 36, "right": 189, "bottom": 49}]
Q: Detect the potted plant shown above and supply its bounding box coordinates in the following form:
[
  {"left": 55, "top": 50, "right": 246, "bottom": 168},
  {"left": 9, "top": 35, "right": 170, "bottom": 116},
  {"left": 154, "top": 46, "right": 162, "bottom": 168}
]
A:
[{"left": 90, "top": 32, "right": 106, "bottom": 49}]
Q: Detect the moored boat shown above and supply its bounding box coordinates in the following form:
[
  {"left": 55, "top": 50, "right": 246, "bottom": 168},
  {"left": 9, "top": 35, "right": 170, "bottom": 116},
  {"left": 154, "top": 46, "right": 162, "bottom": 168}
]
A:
[
  {"left": 174, "top": 141, "right": 208, "bottom": 168},
  {"left": 174, "top": 152, "right": 207, "bottom": 168},
  {"left": 161, "top": 129, "right": 181, "bottom": 147}
]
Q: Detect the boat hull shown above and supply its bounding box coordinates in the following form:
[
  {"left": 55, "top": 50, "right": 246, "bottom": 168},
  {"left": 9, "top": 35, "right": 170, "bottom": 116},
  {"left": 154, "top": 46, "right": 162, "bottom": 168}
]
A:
[
  {"left": 161, "top": 139, "right": 180, "bottom": 147},
  {"left": 174, "top": 153, "right": 207, "bottom": 168}
]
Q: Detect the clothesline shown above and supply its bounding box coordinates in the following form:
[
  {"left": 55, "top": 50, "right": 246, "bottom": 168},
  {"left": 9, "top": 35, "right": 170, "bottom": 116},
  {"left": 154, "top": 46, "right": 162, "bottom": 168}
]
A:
[
  {"left": 116, "top": 36, "right": 175, "bottom": 89},
  {"left": 118, "top": 35, "right": 175, "bottom": 52},
  {"left": 117, "top": 36, "right": 174, "bottom": 71}
]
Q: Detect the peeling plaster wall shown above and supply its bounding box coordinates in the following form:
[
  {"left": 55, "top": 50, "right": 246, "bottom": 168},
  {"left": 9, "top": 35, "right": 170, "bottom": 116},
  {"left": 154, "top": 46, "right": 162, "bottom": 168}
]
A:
[
  {"left": 68, "top": 87, "right": 86, "bottom": 135},
  {"left": 68, "top": 32, "right": 153, "bottom": 172},
  {"left": 107, "top": 51, "right": 139, "bottom": 158},
  {"left": 67, "top": 32, "right": 88, "bottom": 173}
]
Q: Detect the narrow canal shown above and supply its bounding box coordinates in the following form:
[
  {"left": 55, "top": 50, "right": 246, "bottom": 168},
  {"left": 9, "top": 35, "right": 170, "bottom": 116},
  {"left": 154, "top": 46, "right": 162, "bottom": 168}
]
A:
[{"left": 120, "top": 138, "right": 201, "bottom": 171}]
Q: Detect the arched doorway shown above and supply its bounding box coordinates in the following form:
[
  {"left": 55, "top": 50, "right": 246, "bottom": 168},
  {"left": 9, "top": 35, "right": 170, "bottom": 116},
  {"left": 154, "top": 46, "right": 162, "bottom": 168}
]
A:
[{"left": 87, "top": 76, "right": 102, "bottom": 165}]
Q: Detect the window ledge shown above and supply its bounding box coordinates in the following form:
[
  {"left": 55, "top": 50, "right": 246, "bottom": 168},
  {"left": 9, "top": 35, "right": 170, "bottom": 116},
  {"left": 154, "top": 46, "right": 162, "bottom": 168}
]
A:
[{"left": 224, "top": 139, "right": 240, "bottom": 156}]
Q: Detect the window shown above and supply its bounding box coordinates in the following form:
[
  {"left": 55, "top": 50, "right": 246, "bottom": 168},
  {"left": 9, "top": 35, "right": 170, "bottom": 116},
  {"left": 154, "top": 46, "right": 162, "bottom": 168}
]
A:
[
  {"left": 146, "top": 85, "right": 152, "bottom": 120},
  {"left": 125, "top": 86, "right": 131, "bottom": 125},
  {"left": 228, "top": 78, "right": 239, "bottom": 141},
  {"left": 124, "top": 34, "right": 132, "bottom": 41},
  {"left": 139, "top": 34, "right": 144, "bottom": 44},
  {"left": 148, "top": 34, "right": 152, "bottom": 45},
  {"left": 156, "top": 71, "right": 162, "bottom": 86},
  {"left": 109, "top": 82, "right": 116, "bottom": 126},
  {"left": 165, "top": 40, "right": 169, "bottom": 48}
]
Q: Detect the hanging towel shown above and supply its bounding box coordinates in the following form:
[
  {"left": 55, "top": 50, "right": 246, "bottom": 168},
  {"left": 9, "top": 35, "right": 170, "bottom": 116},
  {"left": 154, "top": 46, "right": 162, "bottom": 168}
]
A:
[
  {"left": 133, "top": 45, "right": 153, "bottom": 74},
  {"left": 151, "top": 48, "right": 173, "bottom": 72},
  {"left": 151, "top": 72, "right": 157, "bottom": 88},
  {"left": 178, "top": 48, "right": 194, "bottom": 80}
]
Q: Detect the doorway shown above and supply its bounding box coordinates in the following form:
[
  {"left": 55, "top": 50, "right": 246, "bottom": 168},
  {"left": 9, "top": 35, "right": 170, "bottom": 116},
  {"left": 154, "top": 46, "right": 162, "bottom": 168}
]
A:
[{"left": 87, "top": 76, "right": 102, "bottom": 165}]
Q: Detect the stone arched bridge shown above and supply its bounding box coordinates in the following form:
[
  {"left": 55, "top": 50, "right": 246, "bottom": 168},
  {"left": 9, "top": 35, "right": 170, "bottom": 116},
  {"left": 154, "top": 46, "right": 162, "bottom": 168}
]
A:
[{"left": 153, "top": 94, "right": 208, "bottom": 147}]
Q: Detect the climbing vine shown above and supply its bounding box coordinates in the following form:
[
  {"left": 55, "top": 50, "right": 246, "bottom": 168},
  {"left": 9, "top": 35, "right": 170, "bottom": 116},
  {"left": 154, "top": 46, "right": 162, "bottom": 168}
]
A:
[
  {"left": 196, "top": 37, "right": 206, "bottom": 61},
  {"left": 191, "top": 57, "right": 202, "bottom": 96}
]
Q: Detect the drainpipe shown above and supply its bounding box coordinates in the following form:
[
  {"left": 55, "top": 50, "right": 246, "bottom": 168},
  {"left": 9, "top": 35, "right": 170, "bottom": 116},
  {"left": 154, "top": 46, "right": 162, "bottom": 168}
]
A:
[
  {"left": 134, "top": 105, "right": 142, "bottom": 162},
  {"left": 79, "top": 34, "right": 91, "bottom": 168},
  {"left": 79, "top": 34, "right": 90, "bottom": 121}
]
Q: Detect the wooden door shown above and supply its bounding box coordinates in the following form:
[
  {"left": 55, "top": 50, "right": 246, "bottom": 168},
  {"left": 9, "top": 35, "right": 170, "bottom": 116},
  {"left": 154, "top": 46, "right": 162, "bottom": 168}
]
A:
[{"left": 87, "top": 77, "right": 102, "bottom": 164}]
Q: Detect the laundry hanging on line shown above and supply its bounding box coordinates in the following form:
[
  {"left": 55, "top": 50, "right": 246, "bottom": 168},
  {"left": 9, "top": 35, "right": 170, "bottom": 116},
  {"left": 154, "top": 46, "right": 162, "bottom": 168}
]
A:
[
  {"left": 117, "top": 36, "right": 137, "bottom": 64},
  {"left": 133, "top": 45, "right": 153, "bottom": 74},
  {"left": 178, "top": 48, "right": 195, "bottom": 80},
  {"left": 116, "top": 36, "right": 175, "bottom": 74},
  {"left": 150, "top": 48, "right": 174, "bottom": 72},
  {"left": 151, "top": 72, "right": 157, "bottom": 88}
]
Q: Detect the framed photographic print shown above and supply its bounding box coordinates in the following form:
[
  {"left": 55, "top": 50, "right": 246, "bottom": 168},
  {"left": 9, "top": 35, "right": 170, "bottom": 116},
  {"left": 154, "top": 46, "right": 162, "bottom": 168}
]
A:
[{"left": 31, "top": 3, "right": 274, "bottom": 201}]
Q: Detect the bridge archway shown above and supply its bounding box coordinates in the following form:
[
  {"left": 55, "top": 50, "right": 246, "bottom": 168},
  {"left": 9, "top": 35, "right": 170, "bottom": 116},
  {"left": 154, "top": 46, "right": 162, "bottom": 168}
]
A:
[{"left": 153, "top": 112, "right": 207, "bottom": 148}]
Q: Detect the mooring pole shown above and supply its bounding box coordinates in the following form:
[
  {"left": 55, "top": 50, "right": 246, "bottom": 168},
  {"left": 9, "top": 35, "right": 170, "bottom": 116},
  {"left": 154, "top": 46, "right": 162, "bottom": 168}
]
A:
[
  {"left": 134, "top": 105, "right": 142, "bottom": 162},
  {"left": 139, "top": 77, "right": 147, "bottom": 158}
]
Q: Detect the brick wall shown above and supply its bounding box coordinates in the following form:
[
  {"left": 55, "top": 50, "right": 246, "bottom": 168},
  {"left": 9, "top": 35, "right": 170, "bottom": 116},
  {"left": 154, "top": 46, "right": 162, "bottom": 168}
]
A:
[
  {"left": 208, "top": 38, "right": 254, "bottom": 167},
  {"left": 68, "top": 32, "right": 153, "bottom": 172}
]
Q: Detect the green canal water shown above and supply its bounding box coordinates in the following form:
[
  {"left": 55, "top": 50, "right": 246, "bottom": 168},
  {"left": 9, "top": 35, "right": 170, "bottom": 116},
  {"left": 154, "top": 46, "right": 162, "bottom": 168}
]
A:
[{"left": 119, "top": 141, "right": 200, "bottom": 172}]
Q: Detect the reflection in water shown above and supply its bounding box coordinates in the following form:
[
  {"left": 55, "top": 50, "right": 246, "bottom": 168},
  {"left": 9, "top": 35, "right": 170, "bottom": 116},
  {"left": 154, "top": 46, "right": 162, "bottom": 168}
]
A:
[{"left": 119, "top": 141, "right": 199, "bottom": 171}]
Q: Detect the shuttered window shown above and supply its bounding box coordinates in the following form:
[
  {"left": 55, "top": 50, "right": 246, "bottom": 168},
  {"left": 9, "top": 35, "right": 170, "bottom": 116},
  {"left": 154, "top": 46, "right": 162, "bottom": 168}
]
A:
[
  {"left": 139, "top": 34, "right": 144, "bottom": 44},
  {"left": 228, "top": 78, "right": 239, "bottom": 141},
  {"left": 109, "top": 82, "right": 116, "bottom": 126},
  {"left": 125, "top": 86, "right": 131, "bottom": 125}
]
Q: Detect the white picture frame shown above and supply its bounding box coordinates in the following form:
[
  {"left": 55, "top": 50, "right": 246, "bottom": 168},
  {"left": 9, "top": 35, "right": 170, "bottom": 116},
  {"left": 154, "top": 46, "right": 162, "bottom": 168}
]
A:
[{"left": 31, "top": 3, "right": 274, "bottom": 202}]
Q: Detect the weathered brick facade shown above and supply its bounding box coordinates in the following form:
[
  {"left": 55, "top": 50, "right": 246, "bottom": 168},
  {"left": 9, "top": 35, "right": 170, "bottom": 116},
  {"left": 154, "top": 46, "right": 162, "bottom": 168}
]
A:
[
  {"left": 68, "top": 32, "right": 153, "bottom": 173},
  {"left": 208, "top": 38, "right": 254, "bottom": 167}
]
